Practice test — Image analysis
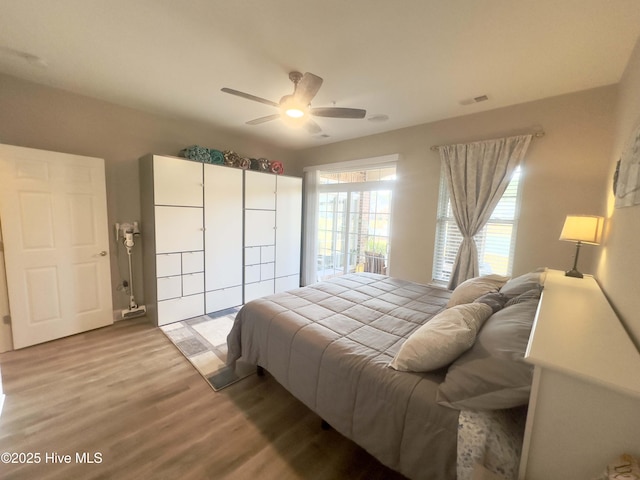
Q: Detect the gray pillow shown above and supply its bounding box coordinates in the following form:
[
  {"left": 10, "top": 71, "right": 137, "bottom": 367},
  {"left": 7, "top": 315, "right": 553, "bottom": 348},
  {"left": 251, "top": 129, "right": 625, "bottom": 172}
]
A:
[
  {"left": 446, "top": 274, "right": 510, "bottom": 307},
  {"left": 505, "top": 288, "right": 542, "bottom": 307},
  {"left": 499, "top": 269, "right": 546, "bottom": 298},
  {"left": 473, "top": 292, "right": 508, "bottom": 313},
  {"left": 436, "top": 290, "right": 541, "bottom": 410}
]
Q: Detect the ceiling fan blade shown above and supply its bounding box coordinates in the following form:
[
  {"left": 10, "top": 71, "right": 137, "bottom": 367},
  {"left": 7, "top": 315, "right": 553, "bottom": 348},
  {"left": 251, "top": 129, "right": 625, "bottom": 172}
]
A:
[
  {"left": 246, "top": 114, "right": 280, "bottom": 125},
  {"left": 311, "top": 107, "right": 367, "bottom": 119},
  {"left": 221, "top": 87, "right": 279, "bottom": 108},
  {"left": 294, "top": 72, "right": 323, "bottom": 105},
  {"left": 305, "top": 119, "right": 322, "bottom": 134}
]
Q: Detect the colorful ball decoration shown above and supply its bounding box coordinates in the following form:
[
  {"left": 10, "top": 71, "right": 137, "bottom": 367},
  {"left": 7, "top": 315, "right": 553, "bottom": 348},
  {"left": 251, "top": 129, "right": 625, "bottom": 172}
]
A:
[
  {"left": 257, "top": 158, "right": 270, "bottom": 172},
  {"left": 223, "top": 150, "right": 241, "bottom": 167},
  {"left": 180, "top": 145, "right": 210, "bottom": 163},
  {"left": 209, "top": 149, "right": 225, "bottom": 165},
  {"left": 182, "top": 146, "right": 282, "bottom": 175},
  {"left": 270, "top": 161, "right": 284, "bottom": 175},
  {"left": 237, "top": 157, "right": 251, "bottom": 169}
]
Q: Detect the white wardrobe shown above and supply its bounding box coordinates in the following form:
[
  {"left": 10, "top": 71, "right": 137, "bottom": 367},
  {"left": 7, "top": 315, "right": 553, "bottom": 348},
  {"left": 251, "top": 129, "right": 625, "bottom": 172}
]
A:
[
  {"left": 140, "top": 154, "right": 301, "bottom": 326},
  {"left": 244, "top": 171, "right": 302, "bottom": 303}
]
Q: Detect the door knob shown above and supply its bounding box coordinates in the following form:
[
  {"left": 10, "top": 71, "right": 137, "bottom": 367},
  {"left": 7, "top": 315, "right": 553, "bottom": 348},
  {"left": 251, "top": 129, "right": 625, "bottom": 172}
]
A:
[{"left": 99, "top": 251, "right": 108, "bottom": 256}]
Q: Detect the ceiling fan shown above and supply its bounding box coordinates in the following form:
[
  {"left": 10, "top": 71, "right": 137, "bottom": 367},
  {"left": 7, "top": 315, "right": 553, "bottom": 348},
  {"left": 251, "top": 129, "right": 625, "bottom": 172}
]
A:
[{"left": 221, "top": 71, "right": 366, "bottom": 133}]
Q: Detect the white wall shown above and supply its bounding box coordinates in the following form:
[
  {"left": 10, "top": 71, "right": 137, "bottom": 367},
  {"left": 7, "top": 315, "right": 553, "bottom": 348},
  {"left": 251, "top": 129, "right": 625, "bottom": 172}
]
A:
[
  {"left": 597, "top": 36, "right": 640, "bottom": 346},
  {"left": 292, "top": 87, "right": 616, "bottom": 286}
]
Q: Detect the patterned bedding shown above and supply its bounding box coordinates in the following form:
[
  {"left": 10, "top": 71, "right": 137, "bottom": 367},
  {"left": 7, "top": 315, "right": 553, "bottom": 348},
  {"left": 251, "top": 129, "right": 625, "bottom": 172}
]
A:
[{"left": 226, "top": 273, "right": 524, "bottom": 479}]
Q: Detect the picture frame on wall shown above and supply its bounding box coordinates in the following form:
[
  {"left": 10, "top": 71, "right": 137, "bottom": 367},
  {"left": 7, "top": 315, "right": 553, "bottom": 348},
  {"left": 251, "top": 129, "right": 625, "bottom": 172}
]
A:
[{"left": 615, "top": 119, "right": 640, "bottom": 208}]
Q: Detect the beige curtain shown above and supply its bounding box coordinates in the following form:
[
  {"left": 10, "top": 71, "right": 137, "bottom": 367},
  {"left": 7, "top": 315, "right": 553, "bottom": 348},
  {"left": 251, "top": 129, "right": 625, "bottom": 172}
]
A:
[{"left": 439, "top": 134, "right": 532, "bottom": 289}]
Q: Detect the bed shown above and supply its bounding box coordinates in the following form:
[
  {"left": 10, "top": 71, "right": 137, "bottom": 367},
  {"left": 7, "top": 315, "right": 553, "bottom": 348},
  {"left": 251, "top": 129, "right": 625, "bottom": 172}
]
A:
[{"left": 227, "top": 271, "right": 545, "bottom": 479}]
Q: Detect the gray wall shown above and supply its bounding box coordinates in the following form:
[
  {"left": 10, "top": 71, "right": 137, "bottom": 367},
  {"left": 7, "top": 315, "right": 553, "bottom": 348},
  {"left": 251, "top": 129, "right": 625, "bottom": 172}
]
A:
[
  {"left": 0, "top": 73, "right": 297, "bottom": 351},
  {"left": 2, "top": 64, "right": 638, "bottom": 351},
  {"left": 292, "top": 86, "right": 616, "bottom": 286},
  {"left": 596, "top": 36, "right": 640, "bottom": 346}
]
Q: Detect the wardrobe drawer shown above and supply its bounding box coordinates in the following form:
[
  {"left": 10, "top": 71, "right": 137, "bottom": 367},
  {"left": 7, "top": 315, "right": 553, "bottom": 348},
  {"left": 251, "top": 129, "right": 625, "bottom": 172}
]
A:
[
  {"left": 261, "top": 262, "right": 275, "bottom": 280},
  {"left": 157, "top": 276, "right": 181, "bottom": 301},
  {"left": 245, "top": 246, "right": 261, "bottom": 265},
  {"left": 157, "top": 293, "right": 204, "bottom": 326},
  {"left": 182, "top": 272, "right": 204, "bottom": 296},
  {"left": 275, "top": 274, "right": 300, "bottom": 293},
  {"left": 182, "top": 250, "right": 204, "bottom": 274},
  {"left": 206, "top": 286, "right": 243, "bottom": 313},
  {"left": 261, "top": 245, "right": 275, "bottom": 263},
  {"left": 156, "top": 253, "right": 181, "bottom": 277},
  {"left": 245, "top": 265, "right": 261, "bottom": 284},
  {"left": 244, "top": 280, "right": 274, "bottom": 303}
]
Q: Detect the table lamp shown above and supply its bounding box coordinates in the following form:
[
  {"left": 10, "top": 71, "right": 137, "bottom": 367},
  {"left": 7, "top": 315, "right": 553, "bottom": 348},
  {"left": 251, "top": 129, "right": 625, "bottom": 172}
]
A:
[{"left": 559, "top": 215, "right": 604, "bottom": 278}]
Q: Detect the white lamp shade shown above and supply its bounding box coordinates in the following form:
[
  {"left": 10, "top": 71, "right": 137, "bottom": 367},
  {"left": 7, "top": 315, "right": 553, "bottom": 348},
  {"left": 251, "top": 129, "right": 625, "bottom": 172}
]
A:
[{"left": 559, "top": 215, "right": 604, "bottom": 245}]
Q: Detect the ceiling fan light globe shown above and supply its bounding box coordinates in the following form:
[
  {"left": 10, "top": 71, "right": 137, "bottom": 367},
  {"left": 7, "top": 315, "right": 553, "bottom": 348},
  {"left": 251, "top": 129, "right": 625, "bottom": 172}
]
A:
[
  {"left": 285, "top": 108, "right": 305, "bottom": 118},
  {"left": 280, "top": 94, "right": 307, "bottom": 119},
  {"left": 280, "top": 112, "right": 306, "bottom": 129}
]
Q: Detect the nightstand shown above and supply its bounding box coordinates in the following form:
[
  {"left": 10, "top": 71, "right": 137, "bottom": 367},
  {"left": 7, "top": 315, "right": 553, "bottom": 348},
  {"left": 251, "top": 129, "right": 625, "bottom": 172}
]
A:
[{"left": 518, "top": 270, "right": 640, "bottom": 479}]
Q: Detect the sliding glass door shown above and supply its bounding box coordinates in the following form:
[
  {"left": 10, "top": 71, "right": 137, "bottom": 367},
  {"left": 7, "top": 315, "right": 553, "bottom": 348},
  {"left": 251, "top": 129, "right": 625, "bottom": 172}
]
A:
[{"left": 316, "top": 167, "right": 395, "bottom": 281}]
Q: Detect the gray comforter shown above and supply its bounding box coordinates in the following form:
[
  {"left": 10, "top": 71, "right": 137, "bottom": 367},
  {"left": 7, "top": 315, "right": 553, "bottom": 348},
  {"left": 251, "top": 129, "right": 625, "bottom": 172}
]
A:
[{"left": 227, "top": 273, "right": 460, "bottom": 479}]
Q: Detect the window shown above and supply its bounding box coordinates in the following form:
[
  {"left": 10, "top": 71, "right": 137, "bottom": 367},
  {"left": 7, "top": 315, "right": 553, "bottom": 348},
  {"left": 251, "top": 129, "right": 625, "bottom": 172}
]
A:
[
  {"left": 432, "top": 166, "right": 522, "bottom": 284},
  {"left": 316, "top": 165, "right": 395, "bottom": 281}
]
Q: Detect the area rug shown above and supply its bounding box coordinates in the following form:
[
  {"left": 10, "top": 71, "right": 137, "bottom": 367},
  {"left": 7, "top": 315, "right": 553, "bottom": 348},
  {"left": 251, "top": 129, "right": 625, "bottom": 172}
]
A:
[{"left": 160, "top": 307, "right": 256, "bottom": 391}]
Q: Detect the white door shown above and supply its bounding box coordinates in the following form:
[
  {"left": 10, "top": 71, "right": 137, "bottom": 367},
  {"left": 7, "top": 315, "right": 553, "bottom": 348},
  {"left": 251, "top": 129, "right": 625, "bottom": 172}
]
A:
[{"left": 0, "top": 144, "right": 113, "bottom": 349}]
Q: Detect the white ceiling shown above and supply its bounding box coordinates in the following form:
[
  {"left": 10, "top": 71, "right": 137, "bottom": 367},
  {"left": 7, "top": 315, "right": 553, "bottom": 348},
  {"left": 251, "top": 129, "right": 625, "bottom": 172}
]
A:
[{"left": 1, "top": 1, "right": 640, "bottom": 150}]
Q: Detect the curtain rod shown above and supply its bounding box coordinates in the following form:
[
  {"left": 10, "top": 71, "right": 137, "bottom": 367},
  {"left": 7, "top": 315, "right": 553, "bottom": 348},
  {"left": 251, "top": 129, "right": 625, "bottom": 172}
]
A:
[{"left": 430, "top": 131, "right": 545, "bottom": 152}]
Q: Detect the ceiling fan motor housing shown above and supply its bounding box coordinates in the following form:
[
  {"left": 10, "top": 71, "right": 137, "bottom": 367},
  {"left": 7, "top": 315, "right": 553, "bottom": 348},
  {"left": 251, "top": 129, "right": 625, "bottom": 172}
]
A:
[{"left": 289, "top": 71, "right": 303, "bottom": 86}]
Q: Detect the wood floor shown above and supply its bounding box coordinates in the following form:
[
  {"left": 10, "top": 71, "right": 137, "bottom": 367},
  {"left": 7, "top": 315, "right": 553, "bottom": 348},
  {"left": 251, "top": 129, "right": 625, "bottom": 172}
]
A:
[{"left": 0, "top": 318, "right": 406, "bottom": 480}]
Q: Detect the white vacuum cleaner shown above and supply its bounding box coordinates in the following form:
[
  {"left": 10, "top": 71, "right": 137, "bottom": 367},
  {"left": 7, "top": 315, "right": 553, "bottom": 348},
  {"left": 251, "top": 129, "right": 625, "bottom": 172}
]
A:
[{"left": 116, "top": 222, "right": 147, "bottom": 319}]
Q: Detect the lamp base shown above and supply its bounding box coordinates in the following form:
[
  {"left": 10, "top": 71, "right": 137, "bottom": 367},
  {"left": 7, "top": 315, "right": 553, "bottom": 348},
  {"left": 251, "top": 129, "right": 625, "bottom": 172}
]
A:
[{"left": 565, "top": 268, "right": 584, "bottom": 279}]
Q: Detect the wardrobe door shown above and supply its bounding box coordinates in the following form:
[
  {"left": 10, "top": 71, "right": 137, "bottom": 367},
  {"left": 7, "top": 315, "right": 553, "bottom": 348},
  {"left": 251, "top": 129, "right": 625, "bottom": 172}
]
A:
[
  {"left": 153, "top": 155, "right": 203, "bottom": 207},
  {"left": 154, "top": 206, "right": 204, "bottom": 254},
  {"left": 204, "top": 164, "right": 243, "bottom": 313},
  {"left": 275, "top": 175, "right": 302, "bottom": 285},
  {"left": 245, "top": 170, "right": 276, "bottom": 210},
  {"left": 244, "top": 210, "right": 276, "bottom": 247}
]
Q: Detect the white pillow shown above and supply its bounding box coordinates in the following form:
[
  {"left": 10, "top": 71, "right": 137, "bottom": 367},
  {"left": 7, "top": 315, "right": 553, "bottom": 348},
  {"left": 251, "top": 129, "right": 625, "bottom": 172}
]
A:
[
  {"left": 447, "top": 274, "right": 510, "bottom": 307},
  {"left": 389, "top": 303, "right": 493, "bottom": 372}
]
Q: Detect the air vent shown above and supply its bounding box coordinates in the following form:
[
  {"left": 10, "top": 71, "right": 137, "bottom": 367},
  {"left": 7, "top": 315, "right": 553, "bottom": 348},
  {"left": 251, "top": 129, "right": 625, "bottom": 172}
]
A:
[
  {"left": 367, "top": 114, "right": 389, "bottom": 123},
  {"left": 459, "top": 95, "right": 489, "bottom": 106},
  {"left": 0, "top": 46, "right": 48, "bottom": 67}
]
